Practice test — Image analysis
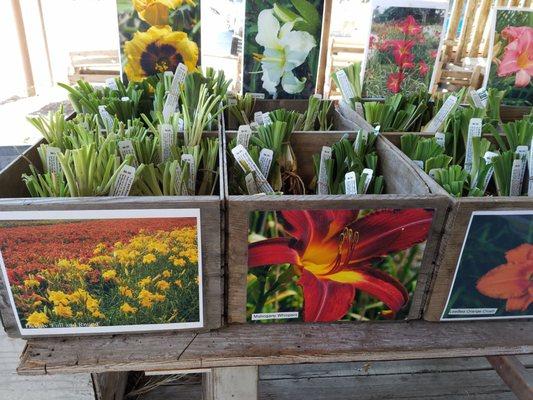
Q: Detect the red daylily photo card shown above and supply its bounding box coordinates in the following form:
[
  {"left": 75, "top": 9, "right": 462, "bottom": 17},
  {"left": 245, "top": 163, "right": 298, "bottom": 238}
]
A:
[{"left": 247, "top": 208, "right": 434, "bottom": 323}]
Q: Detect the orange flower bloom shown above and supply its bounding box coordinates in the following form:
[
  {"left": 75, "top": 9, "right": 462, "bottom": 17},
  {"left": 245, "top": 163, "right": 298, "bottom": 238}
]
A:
[{"left": 476, "top": 243, "right": 533, "bottom": 311}]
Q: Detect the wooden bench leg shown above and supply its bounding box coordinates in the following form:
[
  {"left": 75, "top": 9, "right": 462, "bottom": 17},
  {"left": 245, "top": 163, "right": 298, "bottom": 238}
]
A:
[
  {"left": 203, "top": 366, "right": 258, "bottom": 400},
  {"left": 487, "top": 356, "right": 533, "bottom": 400},
  {"left": 91, "top": 372, "right": 128, "bottom": 400}
]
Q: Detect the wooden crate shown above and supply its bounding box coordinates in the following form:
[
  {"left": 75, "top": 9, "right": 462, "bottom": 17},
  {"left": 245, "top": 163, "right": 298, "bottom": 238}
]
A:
[
  {"left": 223, "top": 130, "right": 450, "bottom": 324},
  {"left": 383, "top": 132, "right": 533, "bottom": 322},
  {"left": 500, "top": 105, "right": 532, "bottom": 123},
  {"left": 0, "top": 131, "right": 225, "bottom": 338}
]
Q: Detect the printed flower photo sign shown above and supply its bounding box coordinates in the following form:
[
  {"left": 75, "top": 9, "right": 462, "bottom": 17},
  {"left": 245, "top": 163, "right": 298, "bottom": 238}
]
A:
[
  {"left": 442, "top": 211, "right": 532, "bottom": 321},
  {"left": 116, "top": 0, "right": 201, "bottom": 82},
  {"left": 484, "top": 8, "right": 533, "bottom": 107},
  {"left": 362, "top": 0, "right": 447, "bottom": 98},
  {"left": 247, "top": 208, "right": 434, "bottom": 323},
  {"left": 0, "top": 209, "right": 203, "bottom": 335},
  {"left": 243, "top": 0, "right": 325, "bottom": 99}
]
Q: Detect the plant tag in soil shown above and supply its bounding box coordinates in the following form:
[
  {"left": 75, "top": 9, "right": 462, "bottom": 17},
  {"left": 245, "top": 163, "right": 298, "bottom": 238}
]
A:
[
  {"left": 464, "top": 118, "right": 482, "bottom": 173},
  {"left": 259, "top": 148, "right": 274, "bottom": 178},
  {"left": 423, "top": 95, "right": 457, "bottom": 133},
  {"left": 469, "top": 88, "right": 487, "bottom": 109},
  {"left": 46, "top": 146, "right": 61, "bottom": 174},
  {"left": 254, "top": 111, "right": 264, "bottom": 125},
  {"left": 510, "top": 158, "right": 524, "bottom": 196},
  {"left": 482, "top": 151, "right": 499, "bottom": 192},
  {"left": 318, "top": 146, "right": 332, "bottom": 195},
  {"left": 435, "top": 132, "right": 446, "bottom": 148},
  {"left": 516, "top": 145, "right": 528, "bottom": 185},
  {"left": 245, "top": 173, "right": 259, "bottom": 195},
  {"left": 118, "top": 140, "right": 138, "bottom": 167},
  {"left": 174, "top": 163, "right": 184, "bottom": 194},
  {"left": 362, "top": 168, "right": 373, "bottom": 194},
  {"left": 336, "top": 69, "right": 355, "bottom": 101},
  {"left": 111, "top": 165, "right": 136, "bottom": 196},
  {"left": 181, "top": 154, "right": 196, "bottom": 195},
  {"left": 169, "top": 63, "right": 187, "bottom": 96},
  {"left": 237, "top": 125, "right": 252, "bottom": 148},
  {"left": 162, "top": 93, "right": 179, "bottom": 123},
  {"left": 105, "top": 78, "right": 118, "bottom": 90},
  {"left": 232, "top": 144, "right": 274, "bottom": 194},
  {"left": 159, "top": 123, "right": 176, "bottom": 162},
  {"left": 262, "top": 112, "right": 273, "bottom": 126},
  {"left": 344, "top": 171, "right": 357, "bottom": 195},
  {"left": 98, "top": 105, "right": 114, "bottom": 129}
]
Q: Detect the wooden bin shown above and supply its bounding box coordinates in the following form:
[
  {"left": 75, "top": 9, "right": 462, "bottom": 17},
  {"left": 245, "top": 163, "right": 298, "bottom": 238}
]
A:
[
  {"left": 383, "top": 132, "right": 533, "bottom": 322},
  {"left": 223, "top": 130, "right": 450, "bottom": 324},
  {"left": 0, "top": 129, "right": 225, "bottom": 337}
]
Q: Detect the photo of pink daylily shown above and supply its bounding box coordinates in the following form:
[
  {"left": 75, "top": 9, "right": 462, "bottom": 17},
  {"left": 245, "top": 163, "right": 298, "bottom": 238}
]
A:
[
  {"left": 362, "top": 2, "right": 446, "bottom": 98},
  {"left": 485, "top": 8, "right": 533, "bottom": 106},
  {"left": 247, "top": 209, "right": 434, "bottom": 323}
]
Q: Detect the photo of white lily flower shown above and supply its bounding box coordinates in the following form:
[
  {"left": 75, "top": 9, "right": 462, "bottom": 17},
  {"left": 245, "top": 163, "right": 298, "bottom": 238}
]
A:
[
  {"left": 255, "top": 9, "right": 316, "bottom": 95},
  {"left": 243, "top": 0, "right": 325, "bottom": 99}
]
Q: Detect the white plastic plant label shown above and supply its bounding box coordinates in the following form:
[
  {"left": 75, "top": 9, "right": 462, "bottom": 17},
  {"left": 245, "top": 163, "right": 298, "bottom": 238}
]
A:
[
  {"left": 174, "top": 163, "right": 184, "bottom": 194},
  {"left": 162, "top": 93, "right": 179, "bottom": 123},
  {"left": 423, "top": 95, "right": 458, "bottom": 133},
  {"left": 98, "top": 105, "right": 114, "bottom": 129},
  {"left": 159, "top": 123, "right": 176, "bottom": 162},
  {"left": 181, "top": 154, "right": 196, "bottom": 195},
  {"left": 470, "top": 88, "right": 487, "bottom": 109},
  {"left": 354, "top": 102, "right": 364, "bottom": 118},
  {"left": 464, "top": 118, "right": 483, "bottom": 173},
  {"left": 344, "top": 171, "right": 357, "bottom": 195},
  {"left": 336, "top": 69, "right": 355, "bottom": 101},
  {"left": 354, "top": 131, "right": 368, "bottom": 152},
  {"left": 118, "top": 140, "right": 138, "bottom": 167},
  {"left": 231, "top": 144, "right": 274, "bottom": 194},
  {"left": 262, "top": 112, "right": 273, "bottom": 126},
  {"left": 317, "top": 146, "right": 332, "bottom": 195},
  {"left": 237, "top": 125, "right": 252, "bottom": 149},
  {"left": 254, "top": 111, "right": 264, "bottom": 125},
  {"left": 516, "top": 145, "right": 528, "bottom": 184},
  {"left": 105, "top": 78, "right": 118, "bottom": 90},
  {"left": 111, "top": 165, "right": 136, "bottom": 196},
  {"left": 46, "top": 146, "right": 61, "bottom": 174},
  {"left": 510, "top": 158, "right": 524, "bottom": 196},
  {"left": 482, "top": 151, "right": 498, "bottom": 192},
  {"left": 228, "top": 97, "right": 238, "bottom": 106},
  {"left": 435, "top": 132, "right": 446, "bottom": 148},
  {"left": 313, "top": 93, "right": 323, "bottom": 100},
  {"left": 258, "top": 148, "right": 274, "bottom": 178},
  {"left": 169, "top": 63, "right": 187, "bottom": 96},
  {"left": 362, "top": 168, "right": 373, "bottom": 194},
  {"left": 250, "top": 121, "right": 259, "bottom": 131}
]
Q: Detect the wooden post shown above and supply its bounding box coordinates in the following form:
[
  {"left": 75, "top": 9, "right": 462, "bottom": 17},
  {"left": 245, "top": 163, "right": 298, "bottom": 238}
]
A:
[
  {"left": 11, "top": 0, "right": 35, "bottom": 96},
  {"left": 468, "top": 0, "right": 493, "bottom": 57},
  {"left": 455, "top": 0, "right": 478, "bottom": 64},
  {"left": 92, "top": 372, "right": 129, "bottom": 400},
  {"left": 444, "top": 0, "right": 465, "bottom": 61},
  {"left": 203, "top": 367, "right": 258, "bottom": 400},
  {"left": 487, "top": 356, "right": 533, "bottom": 400},
  {"left": 37, "top": 0, "right": 53, "bottom": 86},
  {"left": 316, "top": 0, "right": 332, "bottom": 96}
]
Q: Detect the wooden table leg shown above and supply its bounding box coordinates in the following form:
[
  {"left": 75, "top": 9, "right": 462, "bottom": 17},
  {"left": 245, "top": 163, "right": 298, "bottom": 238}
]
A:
[
  {"left": 487, "top": 355, "right": 533, "bottom": 400},
  {"left": 202, "top": 366, "right": 258, "bottom": 400},
  {"left": 91, "top": 372, "right": 128, "bottom": 400}
]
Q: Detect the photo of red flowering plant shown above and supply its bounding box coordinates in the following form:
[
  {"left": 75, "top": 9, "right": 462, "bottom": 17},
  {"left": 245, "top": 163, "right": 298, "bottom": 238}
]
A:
[
  {"left": 247, "top": 208, "right": 434, "bottom": 323},
  {"left": 362, "top": 3, "right": 446, "bottom": 98}
]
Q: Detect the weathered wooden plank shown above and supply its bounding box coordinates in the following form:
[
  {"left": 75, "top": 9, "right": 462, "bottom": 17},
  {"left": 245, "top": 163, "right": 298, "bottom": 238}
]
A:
[
  {"left": 260, "top": 355, "right": 533, "bottom": 380},
  {"left": 257, "top": 370, "right": 520, "bottom": 400},
  {"left": 92, "top": 371, "right": 128, "bottom": 400},
  {"left": 488, "top": 355, "right": 533, "bottom": 400},
  {"left": 17, "top": 320, "right": 533, "bottom": 375}
]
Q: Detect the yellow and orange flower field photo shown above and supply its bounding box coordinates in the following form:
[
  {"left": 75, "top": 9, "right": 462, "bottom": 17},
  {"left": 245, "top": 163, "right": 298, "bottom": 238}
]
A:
[{"left": 0, "top": 209, "right": 203, "bottom": 335}]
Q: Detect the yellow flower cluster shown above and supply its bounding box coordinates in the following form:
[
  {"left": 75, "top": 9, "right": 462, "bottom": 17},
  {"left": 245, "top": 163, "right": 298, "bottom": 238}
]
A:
[{"left": 19, "top": 226, "right": 199, "bottom": 329}]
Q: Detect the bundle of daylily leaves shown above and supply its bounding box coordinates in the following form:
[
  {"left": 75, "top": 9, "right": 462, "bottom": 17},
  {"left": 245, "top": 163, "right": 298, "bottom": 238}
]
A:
[
  {"left": 400, "top": 97, "right": 532, "bottom": 197},
  {"left": 24, "top": 66, "right": 230, "bottom": 197},
  {"left": 228, "top": 110, "right": 383, "bottom": 196}
]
